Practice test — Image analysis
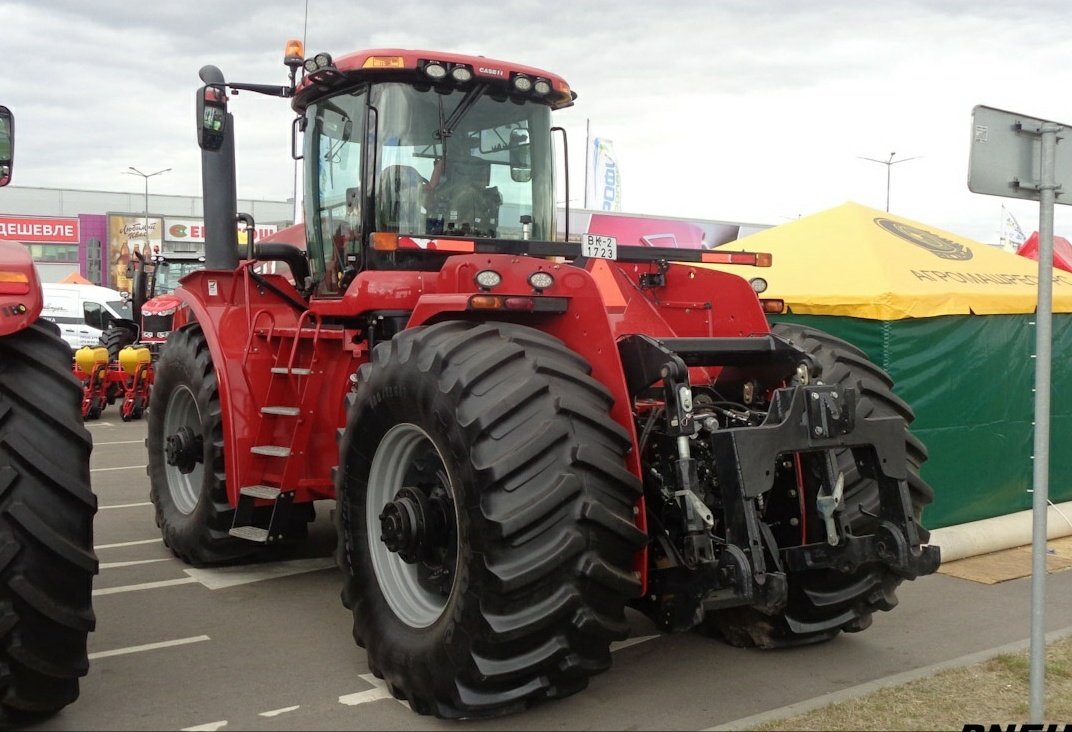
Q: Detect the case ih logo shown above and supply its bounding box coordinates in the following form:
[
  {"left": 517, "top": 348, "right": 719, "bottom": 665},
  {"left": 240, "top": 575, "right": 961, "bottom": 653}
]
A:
[{"left": 875, "top": 217, "right": 973, "bottom": 261}]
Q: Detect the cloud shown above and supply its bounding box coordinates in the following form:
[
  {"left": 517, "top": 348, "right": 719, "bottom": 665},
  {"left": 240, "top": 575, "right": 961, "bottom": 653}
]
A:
[{"left": 4, "top": 0, "right": 1072, "bottom": 245}]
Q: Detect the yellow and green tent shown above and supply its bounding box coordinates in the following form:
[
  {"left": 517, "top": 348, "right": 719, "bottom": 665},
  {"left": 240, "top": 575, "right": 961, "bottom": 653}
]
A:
[{"left": 705, "top": 201, "right": 1072, "bottom": 529}]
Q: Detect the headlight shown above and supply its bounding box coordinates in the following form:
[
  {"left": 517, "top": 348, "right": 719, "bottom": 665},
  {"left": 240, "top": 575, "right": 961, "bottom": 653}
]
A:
[
  {"left": 512, "top": 75, "right": 533, "bottom": 93},
  {"left": 474, "top": 269, "right": 503, "bottom": 289},
  {"left": 450, "top": 65, "right": 473, "bottom": 83},
  {"left": 749, "top": 277, "right": 768, "bottom": 294},
  {"left": 423, "top": 62, "right": 447, "bottom": 80},
  {"left": 528, "top": 271, "right": 554, "bottom": 291}
]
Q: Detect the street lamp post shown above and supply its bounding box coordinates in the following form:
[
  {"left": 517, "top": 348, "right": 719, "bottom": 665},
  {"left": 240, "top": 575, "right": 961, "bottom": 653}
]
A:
[
  {"left": 125, "top": 165, "right": 170, "bottom": 246},
  {"left": 858, "top": 152, "right": 919, "bottom": 212}
]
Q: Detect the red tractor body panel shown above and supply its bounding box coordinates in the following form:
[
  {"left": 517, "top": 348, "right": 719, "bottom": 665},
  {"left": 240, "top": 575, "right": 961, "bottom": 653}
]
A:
[
  {"left": 0, "top": 239, "right": 43, "bottom": 336},
  {"left": 176, "top": 250, "right": 772, "bottom": 519}
]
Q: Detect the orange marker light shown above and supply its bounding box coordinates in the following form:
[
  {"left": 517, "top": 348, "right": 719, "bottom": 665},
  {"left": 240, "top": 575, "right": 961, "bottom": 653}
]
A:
[
  {"left": 371, "top": 232, "right": 399, "bottom": 251},
  {"left": 364, "top": 56, "right": 406, "bottom": 69}
]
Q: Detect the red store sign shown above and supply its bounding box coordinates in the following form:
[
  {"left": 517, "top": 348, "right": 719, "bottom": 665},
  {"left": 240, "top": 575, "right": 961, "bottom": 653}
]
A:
[{"left": 0, "top": 215, "right": 80, "bottom": 243}]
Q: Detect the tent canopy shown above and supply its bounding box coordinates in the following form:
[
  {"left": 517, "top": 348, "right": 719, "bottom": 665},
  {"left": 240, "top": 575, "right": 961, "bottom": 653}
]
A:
[
  {"left": 705, "top": 202, "right": 1072, "bottom": 320},
  {"left": 1016, "top": 230, "right": 1072, "bottom": 274},
  {"left": 59, "top": 272, "right": 94, "bottom": 285}
]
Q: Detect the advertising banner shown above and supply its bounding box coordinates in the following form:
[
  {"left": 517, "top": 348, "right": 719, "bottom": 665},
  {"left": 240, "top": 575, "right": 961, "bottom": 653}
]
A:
[
  {"left": 165, "top": 217, "right": 279, "bottom": 244},
  {"left": 0, "top": 215, "right": 80, "bottom": 243},
  {"left": 586, "top": 137, "right": 622, "bottom": 212},
  {"left": 107, "top": 214, "right": 163, "bottom": 293}
]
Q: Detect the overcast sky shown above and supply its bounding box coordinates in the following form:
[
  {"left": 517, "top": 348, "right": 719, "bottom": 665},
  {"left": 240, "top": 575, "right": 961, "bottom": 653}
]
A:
[{"left": 4, "top": 0, "right": 1072, "bottom": 245}]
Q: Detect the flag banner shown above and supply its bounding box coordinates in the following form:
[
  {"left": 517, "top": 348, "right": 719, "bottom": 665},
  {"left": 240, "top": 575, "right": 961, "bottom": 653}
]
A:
[
  {"left": 587, "top": 137, "right": 622, "bottom": 211},
  {"left": 1001, "top": 205, "right": 1026, "bottom": 251}
]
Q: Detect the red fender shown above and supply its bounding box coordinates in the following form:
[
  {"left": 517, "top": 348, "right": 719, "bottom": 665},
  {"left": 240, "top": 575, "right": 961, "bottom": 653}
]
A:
[{"left": 0, "top": 239, "right": 43, "bottom": 336}]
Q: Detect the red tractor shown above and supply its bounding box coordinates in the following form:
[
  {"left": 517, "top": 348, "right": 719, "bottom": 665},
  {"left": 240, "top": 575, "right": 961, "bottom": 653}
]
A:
[
  {"left": 0, "top": 106, "right": 97, "bottom": 720},
  {"left": 131, "top": 252, "right": 206, "bottom": 355},
  {"left": 146, "top": 45, "right": 939, "bottom": 719}
]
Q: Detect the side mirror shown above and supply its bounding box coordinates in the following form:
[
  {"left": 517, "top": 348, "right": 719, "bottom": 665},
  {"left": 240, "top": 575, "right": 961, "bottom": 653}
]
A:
[
  {"left": 196, "top": 85, "right": 228, "bottom": 151},
  {"left": 0, "top": 105, "right": 13, "bottom": 187},
  {"left": 509, "top": 128, "right": 531, "bottom": 183}
]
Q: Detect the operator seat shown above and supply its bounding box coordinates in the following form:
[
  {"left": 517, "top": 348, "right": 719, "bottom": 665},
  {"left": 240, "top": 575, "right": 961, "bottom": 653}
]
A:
[
  {"left": 428, "top": 156, "right": 501, "bottom": 236},
  {"left": 378, "top": 164, "right": 426, "bottom": 233}
]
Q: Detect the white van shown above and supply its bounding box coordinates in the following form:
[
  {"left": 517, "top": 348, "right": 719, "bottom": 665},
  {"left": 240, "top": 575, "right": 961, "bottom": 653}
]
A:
[{"left": 40, "top": 283, "right": 135, "bottom": 351}]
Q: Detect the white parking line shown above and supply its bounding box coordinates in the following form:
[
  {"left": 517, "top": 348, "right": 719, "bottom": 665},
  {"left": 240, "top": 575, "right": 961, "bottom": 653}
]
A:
[
  {"left": 93, "top": 577, "right": 198, "bottom": 595},
  {"left": 92, "top": 465, "right": 146, "bottom": 473},
  {"left": 339, "top": 673, "right": 408, "bottom": 707},
  {"left": 96, "top": 538, "right": 163, "bottom": 549},
  {"left": 184, "top": 557, "right": 337, "bottom": 590},
  {"left": 182, "top": 722, "right": 226, "bottom": 732},
  {"left": 259, "top": 706, "right": 300, "bottom": 717},
  {"left": 100, "top": 558, "right": 171, "bottom": 570},
  {"left": 610, "top": 634, "right": 660, "bottom": 652},
  {"left": 92, "top": 439, "right": 145, "bottom": 446},
  {"left": 98, "top": 501, "right": 153, "bottom": 509},
  {"left": 89, "top": 635, "right": 210, "bottom": 660}
]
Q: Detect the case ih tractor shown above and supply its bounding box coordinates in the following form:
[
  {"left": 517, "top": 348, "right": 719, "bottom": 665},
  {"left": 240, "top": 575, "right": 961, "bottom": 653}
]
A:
[
  {"left": 0, "top": 106, "right": 97, "bottom": 720},
  {"left": 146, "top": 45, "right": 939, "bottom": 719}
]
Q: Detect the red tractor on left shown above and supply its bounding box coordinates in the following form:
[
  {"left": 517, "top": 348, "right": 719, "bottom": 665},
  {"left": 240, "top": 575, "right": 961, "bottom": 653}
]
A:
[{"left": 0, "top": 105, "right": 98, "bottom": 720}]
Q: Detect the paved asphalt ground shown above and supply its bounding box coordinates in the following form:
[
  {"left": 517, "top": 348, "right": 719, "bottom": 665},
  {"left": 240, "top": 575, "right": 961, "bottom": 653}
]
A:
[{"left": 30, "top": 415, "right": 1072, "bottom": 731}]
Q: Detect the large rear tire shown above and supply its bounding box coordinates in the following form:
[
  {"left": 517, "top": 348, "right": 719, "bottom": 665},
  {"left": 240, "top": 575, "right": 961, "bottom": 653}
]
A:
[
  {"left": 705, "top": 322, "right": 933, "bottom": 648},
  {"left": 147, "top": 325, "right": 257, "bottom": 566},
  {"left": 336, "top": 321, "right": 645, "bottom": 719},
  {"left": 0, "top": 320, "right": 97, "bottom": 721}
]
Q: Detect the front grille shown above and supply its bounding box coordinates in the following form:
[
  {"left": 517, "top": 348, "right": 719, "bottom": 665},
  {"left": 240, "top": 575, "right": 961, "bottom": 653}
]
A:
[{"left": 142, "top": 313, "right": 174, "bottom": 340}]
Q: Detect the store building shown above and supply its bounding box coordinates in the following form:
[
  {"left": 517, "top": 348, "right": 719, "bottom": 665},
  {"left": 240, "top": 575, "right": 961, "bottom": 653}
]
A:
[{"left": 0, "top": 185, "right": 294, "bottom": 288}]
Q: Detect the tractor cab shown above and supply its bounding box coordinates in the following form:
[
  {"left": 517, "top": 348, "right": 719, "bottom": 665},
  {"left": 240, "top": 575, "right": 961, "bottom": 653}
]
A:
[
  {"left": 196, "top": 46, "right": 574, "bottom": 298},
  {"left": 291, "top": 50, "right": 571, "bottom": 296}
]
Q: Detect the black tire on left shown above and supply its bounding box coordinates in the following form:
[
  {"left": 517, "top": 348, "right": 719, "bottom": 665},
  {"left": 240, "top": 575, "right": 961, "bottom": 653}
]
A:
[
  {"left": 336, "top": 321, "right": 645, "bottom": 719},
  {"left": 0, "top": 319, "right": 97, "bottom": 721}
]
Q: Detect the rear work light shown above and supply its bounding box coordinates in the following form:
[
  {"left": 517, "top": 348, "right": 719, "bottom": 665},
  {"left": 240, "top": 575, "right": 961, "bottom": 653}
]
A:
[
  {"left": 304, "top": 52, "right": 334, "bottom": 73},
  {"left": 450, "top": 65, "right": 473, "bottom": 83},
  {"left": 421, "top": 61, "right": 448, "bottom": 79}
]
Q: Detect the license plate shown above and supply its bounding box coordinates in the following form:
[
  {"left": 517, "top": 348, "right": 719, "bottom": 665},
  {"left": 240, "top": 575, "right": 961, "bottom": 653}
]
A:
[{"left": 580, "top": 233, "right": 617, "bottom": 260}]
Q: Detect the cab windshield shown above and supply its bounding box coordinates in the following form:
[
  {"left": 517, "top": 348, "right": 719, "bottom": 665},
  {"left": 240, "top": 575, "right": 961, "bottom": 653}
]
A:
[
  {"left": 373, "top": 83, "right": 554, "bottom": 241},
  {"left": 153, "top": 260, "right": 205, "bottom": 296},
  {"left": 303, "top": 82, "right": 555, "bottom": 295}
]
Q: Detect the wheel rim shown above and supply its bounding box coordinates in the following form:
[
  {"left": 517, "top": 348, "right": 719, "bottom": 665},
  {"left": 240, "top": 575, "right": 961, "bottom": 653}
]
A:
[
  {"left": 367, "top": 423, "right": 458, "bottom": 629},
  {"left": 162, "top": 384, "right": 203, "bottom": 515}
]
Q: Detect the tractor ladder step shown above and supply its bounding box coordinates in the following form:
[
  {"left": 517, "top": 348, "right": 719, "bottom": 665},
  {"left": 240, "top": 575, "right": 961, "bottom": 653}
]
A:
[
  {"left": 251, "top": 445, "right": 291, "bottom": 457},
  {"left": 261, "top": 405, "right": 301, "bottom": 416},
  {"left": 229, "top": 485, "right": 295, "bottom": 544},
  {"left": 229, "top": 526, "right": 270, "bottom": 543},
  {"left": 239, "top": 484, "right": 281, "bottom": 500},
  {"left": 271, "top": 366, "right": 312, "bottom": 375}
]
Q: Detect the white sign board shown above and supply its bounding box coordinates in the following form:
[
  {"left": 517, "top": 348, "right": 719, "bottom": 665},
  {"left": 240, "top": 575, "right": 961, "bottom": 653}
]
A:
[{"left": 967, "top": 104, "right": 1072, "bottom": 205}]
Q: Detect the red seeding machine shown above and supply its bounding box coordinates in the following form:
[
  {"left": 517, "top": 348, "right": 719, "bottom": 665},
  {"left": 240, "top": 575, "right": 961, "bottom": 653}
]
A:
[{"left": 145, "top": 43, "right": 939, "bottom": 719}]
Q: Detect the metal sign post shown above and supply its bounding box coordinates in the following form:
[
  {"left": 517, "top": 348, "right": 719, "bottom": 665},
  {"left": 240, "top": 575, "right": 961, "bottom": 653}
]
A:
[{"left": 968, "top": 105, "right": 1069, "bottom": 723}]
